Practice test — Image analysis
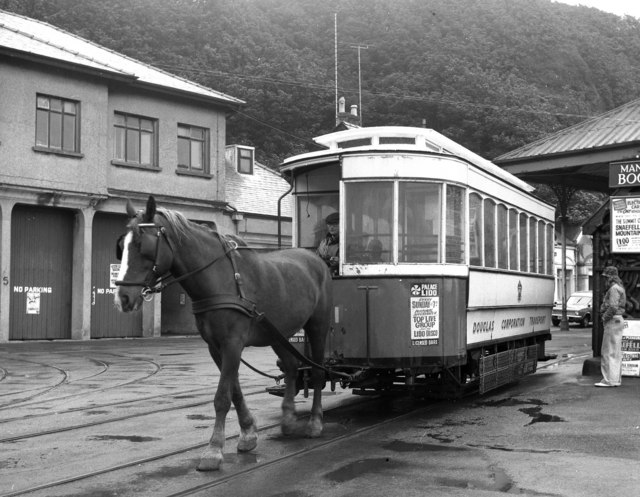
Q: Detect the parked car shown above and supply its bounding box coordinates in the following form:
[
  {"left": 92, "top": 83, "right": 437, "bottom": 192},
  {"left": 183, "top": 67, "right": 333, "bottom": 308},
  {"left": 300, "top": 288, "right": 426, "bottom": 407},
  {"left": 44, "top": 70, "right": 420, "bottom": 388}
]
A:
[{"left": 552, "top": 291, "right": 592, "bottom": 327}]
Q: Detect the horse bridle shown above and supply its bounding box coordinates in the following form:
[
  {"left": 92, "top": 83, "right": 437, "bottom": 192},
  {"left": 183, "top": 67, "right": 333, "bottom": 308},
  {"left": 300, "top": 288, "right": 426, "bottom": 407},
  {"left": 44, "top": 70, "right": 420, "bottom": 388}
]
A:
[{"left": 115, "top": 222, "right": 238, "bottom": 300}]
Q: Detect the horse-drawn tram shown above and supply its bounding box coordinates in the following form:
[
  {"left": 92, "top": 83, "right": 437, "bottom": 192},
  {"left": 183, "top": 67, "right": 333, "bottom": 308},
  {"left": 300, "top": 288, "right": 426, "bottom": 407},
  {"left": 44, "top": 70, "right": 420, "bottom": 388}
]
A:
[{"left": 280, "top": 126, "right": 555, "bottom": 397}]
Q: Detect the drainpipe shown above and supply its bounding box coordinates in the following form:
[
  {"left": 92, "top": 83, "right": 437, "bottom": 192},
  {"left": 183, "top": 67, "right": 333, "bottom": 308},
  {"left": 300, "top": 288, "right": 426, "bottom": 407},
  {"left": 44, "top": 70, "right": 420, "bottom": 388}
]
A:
[{"left": 277, "top": 175, "right": 294, "bottom": 249}]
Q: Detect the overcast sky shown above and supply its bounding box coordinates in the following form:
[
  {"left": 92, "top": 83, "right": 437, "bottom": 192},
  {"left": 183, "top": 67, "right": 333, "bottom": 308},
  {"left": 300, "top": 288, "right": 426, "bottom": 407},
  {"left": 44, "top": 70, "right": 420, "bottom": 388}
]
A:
[{"left": 553, "top": 0, "right": 640, "bottom": 18}]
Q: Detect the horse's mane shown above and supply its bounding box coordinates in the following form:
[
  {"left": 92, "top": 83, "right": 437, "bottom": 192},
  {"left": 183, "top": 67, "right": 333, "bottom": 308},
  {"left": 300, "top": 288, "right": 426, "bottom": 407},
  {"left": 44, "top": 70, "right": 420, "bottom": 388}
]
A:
[
  {"left": 157, "top": 207, "right": 194, "bottom": 241},
  {"left": 155, "top": 207, "right": 248, "bottom": 248}
]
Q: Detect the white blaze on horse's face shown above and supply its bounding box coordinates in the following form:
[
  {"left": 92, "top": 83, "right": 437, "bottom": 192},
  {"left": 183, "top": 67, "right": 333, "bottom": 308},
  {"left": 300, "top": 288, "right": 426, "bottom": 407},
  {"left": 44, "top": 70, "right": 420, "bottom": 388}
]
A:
[{"left": 114, "top": 231, "right": 133, "bottom": 312}]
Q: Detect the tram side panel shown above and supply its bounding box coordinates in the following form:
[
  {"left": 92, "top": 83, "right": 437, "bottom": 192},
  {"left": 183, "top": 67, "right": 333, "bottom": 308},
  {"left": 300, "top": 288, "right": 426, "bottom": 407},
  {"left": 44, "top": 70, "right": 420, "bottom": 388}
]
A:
[
  {"left": 467, "top": 270, "right": 553, "bottom": 351},
  {"left": 329, "top": 277, "right": 467, "bottom": 370},
  {"left": 467, "top": 270, "right": 553, "bottom": 393}
]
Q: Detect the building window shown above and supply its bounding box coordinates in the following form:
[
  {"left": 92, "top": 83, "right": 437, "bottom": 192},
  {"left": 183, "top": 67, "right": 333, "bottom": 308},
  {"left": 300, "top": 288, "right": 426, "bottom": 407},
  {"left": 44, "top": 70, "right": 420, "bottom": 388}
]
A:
[
  {"left": 114, "top": 112, "right": 157, "bottom": 167},
  {"left": 35, "top": 95, "right": 80, "bottom": 153},
  {"left": 238, "top": 147, "right": 254, "bottom": 174},
  {"left": 178, "top": 124, "right": 209, "bottom": 173}
]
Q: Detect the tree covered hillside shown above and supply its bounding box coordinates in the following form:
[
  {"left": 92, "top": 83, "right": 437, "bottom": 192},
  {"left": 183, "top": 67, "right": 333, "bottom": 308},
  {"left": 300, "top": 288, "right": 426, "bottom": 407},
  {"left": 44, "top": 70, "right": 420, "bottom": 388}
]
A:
[{"left": 3, "top": 0, "right": 640, "bottom": 171}]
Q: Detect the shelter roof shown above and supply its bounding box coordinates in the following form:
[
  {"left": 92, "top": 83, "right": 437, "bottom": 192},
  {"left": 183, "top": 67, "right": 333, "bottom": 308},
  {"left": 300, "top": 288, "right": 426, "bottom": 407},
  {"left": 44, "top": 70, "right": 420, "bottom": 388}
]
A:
[
  {"left": 495, "top": 98, "right": 640, "bottom": 192},
  {"left": 0, "top": 10, "right": 244, "bottom": 108}
]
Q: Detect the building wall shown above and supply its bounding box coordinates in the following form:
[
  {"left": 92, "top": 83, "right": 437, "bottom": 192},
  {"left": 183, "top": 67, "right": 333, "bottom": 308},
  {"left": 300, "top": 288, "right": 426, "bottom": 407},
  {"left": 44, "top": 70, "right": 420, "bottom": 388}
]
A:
[
  {"left": 0, "top": 58, "right": 234, "bottom": 341},
  {"left": 0, "top": 60, "right": 109, "bottom": 195},
  {"left": 106, "top": 88, "right": 227, "bottom": 202}
]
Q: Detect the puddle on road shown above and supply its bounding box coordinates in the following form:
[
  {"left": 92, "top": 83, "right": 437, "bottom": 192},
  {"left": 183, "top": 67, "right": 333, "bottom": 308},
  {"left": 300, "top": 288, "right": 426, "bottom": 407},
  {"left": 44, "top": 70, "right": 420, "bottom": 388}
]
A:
[
  {"left": 264, "top": 491, "right": 309, "bottom": 497},
  {"left": 87, "top": 435, "right": 161, "bottom": 442},
  {"left": 519, "top": 406, "right": 565, "bottom": 425},
  {"left": 186, "top": 414, "right": 214, "bottom": 420},
  {"left": 325, "top": 457, "right": 405, "bottom": 482},
  {"left": 474, "top": 397, "right": 547, "bottom": 408},
  {"left": 435, "top": 466, "right": 522, "bottom": 494},
  {"left": 383, "top": 440, "right": 467, "bottom": 452},
  {"left": 472, "top": 397, "right": 565, "bottom": 426}
]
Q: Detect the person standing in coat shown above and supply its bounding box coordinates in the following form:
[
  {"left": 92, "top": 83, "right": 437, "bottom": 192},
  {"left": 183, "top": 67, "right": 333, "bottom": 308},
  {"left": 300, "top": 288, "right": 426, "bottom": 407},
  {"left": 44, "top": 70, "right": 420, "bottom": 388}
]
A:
[{"left": 595, "top": 266, "right": 626, "bottom": 387}]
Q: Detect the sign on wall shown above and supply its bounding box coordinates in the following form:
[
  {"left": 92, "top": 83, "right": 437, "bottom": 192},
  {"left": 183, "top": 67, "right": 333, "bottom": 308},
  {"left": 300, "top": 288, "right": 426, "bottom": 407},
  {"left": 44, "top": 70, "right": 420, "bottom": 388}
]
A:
[
  {"left": 609, "top": 160, "right": 640, "bottom": 188},
  {"left": 610, "top": 196, "right": 640, "bottom": 253},
  {"left": 622, "top": 320, "right": 640, "bottom": 377}
]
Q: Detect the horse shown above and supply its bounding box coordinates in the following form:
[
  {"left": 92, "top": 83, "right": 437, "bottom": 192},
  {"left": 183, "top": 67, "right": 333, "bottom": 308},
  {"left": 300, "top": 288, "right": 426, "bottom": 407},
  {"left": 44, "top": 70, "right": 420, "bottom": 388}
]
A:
[{"left": 114, "top": 196, "right": 332, "bottom": 471}]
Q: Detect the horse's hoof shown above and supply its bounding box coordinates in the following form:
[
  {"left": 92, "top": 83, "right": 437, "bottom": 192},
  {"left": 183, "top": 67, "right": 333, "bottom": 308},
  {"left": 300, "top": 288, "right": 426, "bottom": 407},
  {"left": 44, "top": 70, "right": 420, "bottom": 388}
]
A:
[
  {"left": 305, "top": 422, "right": 323, "bottom": 438},
  {"left": 237, "top": 434, "right": 258, "bottom": 452},
  {"left": 281, "top": 414, "right": 298, "bottom": 436},
  {"left": 197, "top": 449, "right": 223, "bottom": 471}
]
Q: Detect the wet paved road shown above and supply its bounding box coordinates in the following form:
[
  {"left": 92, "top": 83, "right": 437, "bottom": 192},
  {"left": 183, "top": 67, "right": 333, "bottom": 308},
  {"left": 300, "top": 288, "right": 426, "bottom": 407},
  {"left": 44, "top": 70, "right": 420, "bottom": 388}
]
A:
[{"left": 1, "top": 328, "right": 639, "bottom": 496}]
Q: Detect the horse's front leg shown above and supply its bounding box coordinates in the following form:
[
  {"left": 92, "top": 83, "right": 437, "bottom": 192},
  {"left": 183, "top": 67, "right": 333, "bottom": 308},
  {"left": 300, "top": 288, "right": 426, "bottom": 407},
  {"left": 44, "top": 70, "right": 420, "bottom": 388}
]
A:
[
  {"left": 232, "top": 375, "right": 258, "bottom": 452},
  {"left": 197, "top": 372, "right": 230, "bottom": 471},
  {"left": 204, "top": 342, "right": 258, "bottom": 456},
  {"left": 198, "top": 343, "right": 250, "bottom": 471}
]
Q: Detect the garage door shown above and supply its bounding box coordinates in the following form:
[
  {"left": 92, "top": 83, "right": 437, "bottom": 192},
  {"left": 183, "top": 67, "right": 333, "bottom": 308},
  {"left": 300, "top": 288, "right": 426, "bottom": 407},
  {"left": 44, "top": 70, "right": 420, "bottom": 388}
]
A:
[
  {"left": 10, "top": 205, "right": 73, "bottom": 340},
  {"left": 91, "top": 213, "right": 142, "bottom": 338}
]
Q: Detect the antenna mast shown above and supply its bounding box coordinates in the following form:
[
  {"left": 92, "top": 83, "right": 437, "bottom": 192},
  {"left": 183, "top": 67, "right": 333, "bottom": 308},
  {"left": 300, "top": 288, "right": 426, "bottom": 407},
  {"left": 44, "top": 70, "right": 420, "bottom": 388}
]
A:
[
  {"left": 350, "top": 44, "right": 368, "bottom": 126},
  {"left": 334, "top": 13, "right": 338, "bottom": 125}
]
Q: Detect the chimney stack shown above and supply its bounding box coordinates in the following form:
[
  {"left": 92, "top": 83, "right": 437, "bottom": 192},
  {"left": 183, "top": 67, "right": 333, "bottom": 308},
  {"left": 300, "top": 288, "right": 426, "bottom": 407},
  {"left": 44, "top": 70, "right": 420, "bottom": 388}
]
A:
[{"left": 335, "top": 97, "right": 361, "bottom": 127}]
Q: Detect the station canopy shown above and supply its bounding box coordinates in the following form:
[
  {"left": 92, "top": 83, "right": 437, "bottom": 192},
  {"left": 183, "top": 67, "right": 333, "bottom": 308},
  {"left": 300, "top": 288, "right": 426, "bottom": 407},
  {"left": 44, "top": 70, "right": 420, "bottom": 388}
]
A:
[{"left": 494, "top": 98, "right": 640, "bottom": 193}]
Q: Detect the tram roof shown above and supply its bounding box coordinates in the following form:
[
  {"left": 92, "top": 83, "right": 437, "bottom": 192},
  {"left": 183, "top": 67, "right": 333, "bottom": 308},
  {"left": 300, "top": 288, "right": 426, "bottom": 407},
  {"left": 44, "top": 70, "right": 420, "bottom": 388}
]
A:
[{"left": 281, "top": 126, "right": 534, "bottom": 193}]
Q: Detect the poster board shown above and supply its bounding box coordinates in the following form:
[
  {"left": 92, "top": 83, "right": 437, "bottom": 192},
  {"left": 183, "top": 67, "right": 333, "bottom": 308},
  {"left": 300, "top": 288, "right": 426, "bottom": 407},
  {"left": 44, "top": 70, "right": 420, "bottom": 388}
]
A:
[
  {"left": 622, "top": 319, "right": 640, "bottom": 377},
  {"left": 610, "top": 196, "right": 640, "bottom": 253}
]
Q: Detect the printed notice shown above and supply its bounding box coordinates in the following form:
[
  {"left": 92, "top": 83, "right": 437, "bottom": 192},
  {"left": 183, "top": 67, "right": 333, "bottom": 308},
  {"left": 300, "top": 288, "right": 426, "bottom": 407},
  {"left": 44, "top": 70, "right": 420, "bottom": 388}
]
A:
[
  {"left": 110, "top": 264, "right": 120, "bottom": 288},
  {"left": 26, "top": 292, "right": 40, "bottom": 314},
  {"left": 410, "top": 283, "right": 439, "bottom": 345},
  {"left": 611, "top": 197, "right": 640, "bottom": 253},
  {"left": 622, "top": 320, "right": 640, "bottom": 377}
]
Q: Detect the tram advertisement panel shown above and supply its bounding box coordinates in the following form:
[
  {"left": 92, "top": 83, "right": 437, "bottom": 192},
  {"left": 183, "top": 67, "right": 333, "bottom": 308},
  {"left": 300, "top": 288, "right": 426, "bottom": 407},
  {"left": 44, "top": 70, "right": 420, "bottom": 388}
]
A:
[
  {"left": 622, "top": 320, "right": 640, "bottom": 377},
  {"left": 410, "top": 283, "right": 439, "bottom": 345},
  {"left": 611, "top": 196, "right": 640, "bottom": 253}
]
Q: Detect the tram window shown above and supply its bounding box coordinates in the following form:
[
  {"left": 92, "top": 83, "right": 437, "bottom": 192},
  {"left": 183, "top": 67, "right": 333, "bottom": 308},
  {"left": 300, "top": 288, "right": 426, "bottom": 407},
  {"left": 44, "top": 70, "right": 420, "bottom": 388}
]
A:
[
  {"left": 538, "top": 219, "right": 546, "bottom": 273},
  {"left": 483, "top": 199, "right": 496, "bottom": 268},
  {"left": 296, "top": 194, "right": 339, "bottom": 249},
  {"left": 497, "top": 204, "right": 508, "bottom": 269},
  {"left": 546, "top": 223, "right": 554, "bottom": 275},
  {"left": 379, "top": 136, "right": 415, "bottom": 145},
  {"left": 399, "top": 183, "right": 441, "bottom": 263},
  {"left": 529, "top": 217, "right": 537, "bottom": 273},
  {"left": 446, "top": 185, "right": 465, "bottom": 264},
  {"left": 344, "top": 182, "right": 393, "bottom": 263},
  {"left": 338, "top": 138, "right": 371, "bottom": 148},
  {"left": 519, "top": 213, "right": 528, "bottom": 272},
  {"left": 509, "top": 209, "right": 518, "bottom": 271},
  {"left": 469, "top": 193, "right": 483, "bottom": 266}
]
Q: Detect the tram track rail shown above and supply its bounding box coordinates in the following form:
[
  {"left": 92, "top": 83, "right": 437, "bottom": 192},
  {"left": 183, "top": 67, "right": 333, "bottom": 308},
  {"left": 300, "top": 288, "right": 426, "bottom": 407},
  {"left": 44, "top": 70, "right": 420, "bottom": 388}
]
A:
[
  {"left": 0, "top": 357, "right": 69, "bottom": 406},
  {"left": 2, "top": 394, "right": 407, "bottom": 497},
  {"left": 0, "top": 352, "right": 165, "bottom": 410},
  {"left": 0, "top": 385, "right": 268, "bottom": 444}
]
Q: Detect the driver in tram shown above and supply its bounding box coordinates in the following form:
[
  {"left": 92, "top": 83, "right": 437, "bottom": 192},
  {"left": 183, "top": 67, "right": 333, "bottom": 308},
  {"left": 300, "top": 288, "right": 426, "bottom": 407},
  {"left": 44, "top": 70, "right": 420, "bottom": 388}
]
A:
[{"left": 316, "top": 212, "right": 339, "bottom": 273}]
